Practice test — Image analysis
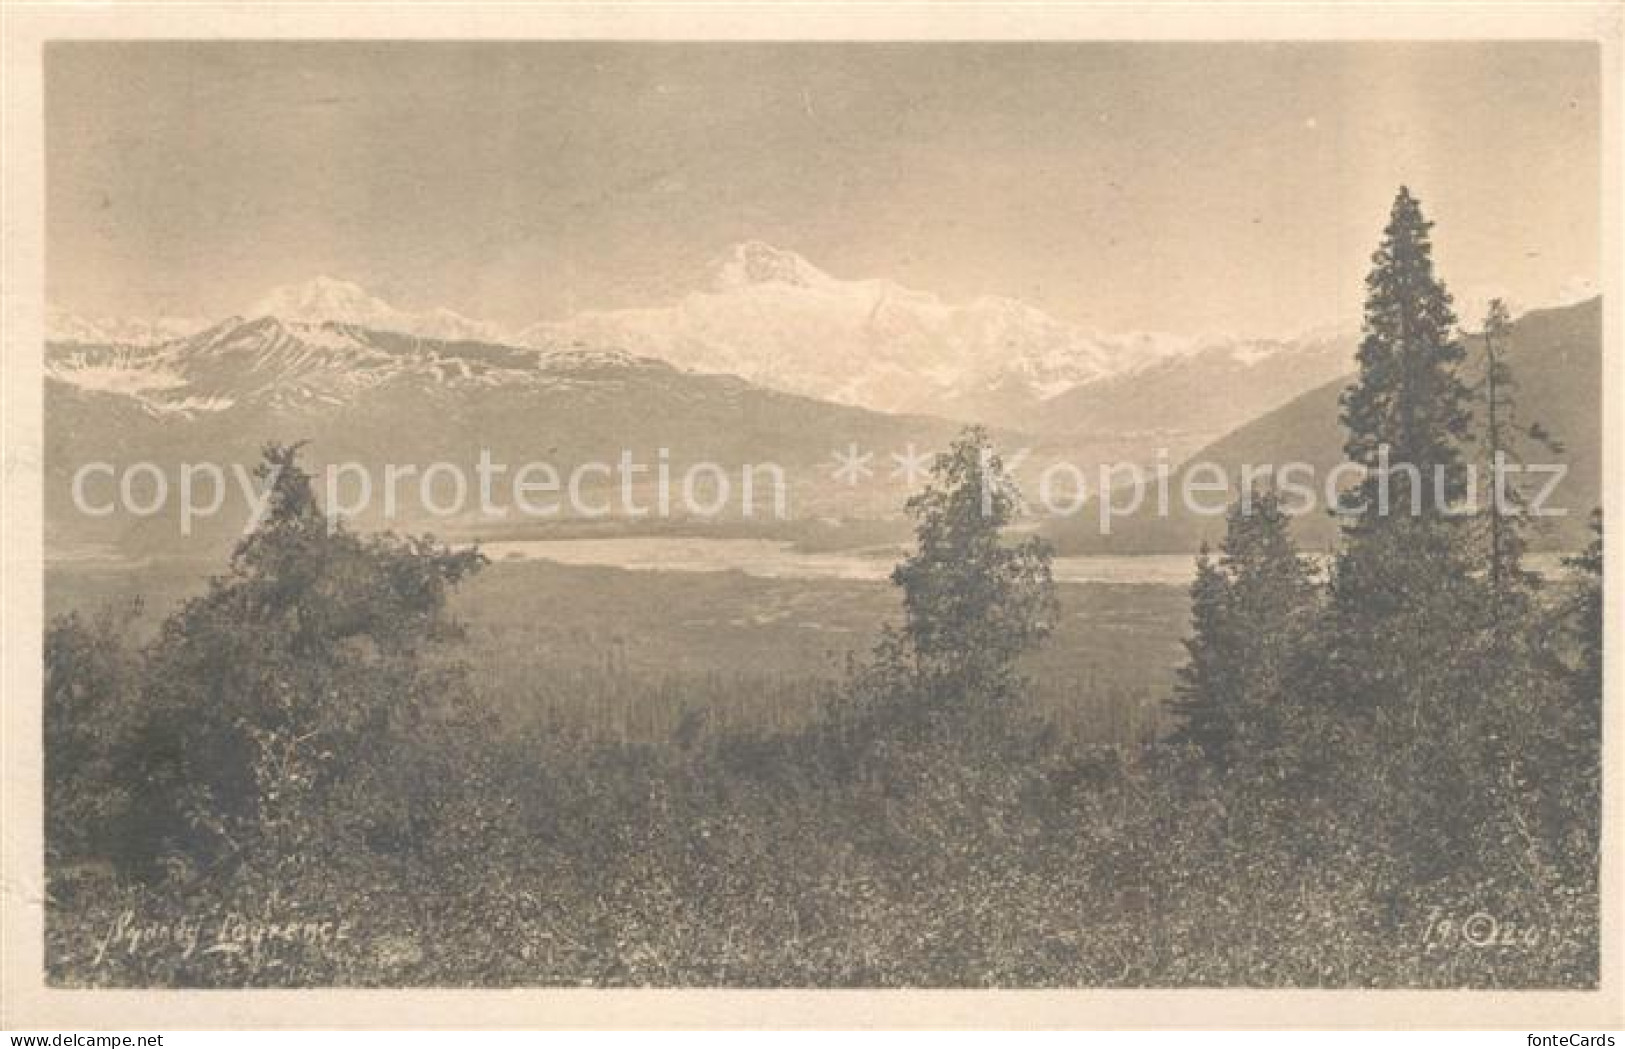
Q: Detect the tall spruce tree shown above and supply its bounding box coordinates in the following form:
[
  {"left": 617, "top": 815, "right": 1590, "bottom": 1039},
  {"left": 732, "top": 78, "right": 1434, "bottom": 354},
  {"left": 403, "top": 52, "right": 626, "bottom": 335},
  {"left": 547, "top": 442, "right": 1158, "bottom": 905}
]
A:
[
  {"left": 1328, "top": 188, "right": 1483, "bottom": 659},
  {"left": 1172, "top": 485, "right": 1318, "bottom": 771},
  {"left": 1311, "top": 190, "right": 1533, "bottom": 879},
  {"left": 1340, "top": 187, "right": 1474, "bottom": 527}
]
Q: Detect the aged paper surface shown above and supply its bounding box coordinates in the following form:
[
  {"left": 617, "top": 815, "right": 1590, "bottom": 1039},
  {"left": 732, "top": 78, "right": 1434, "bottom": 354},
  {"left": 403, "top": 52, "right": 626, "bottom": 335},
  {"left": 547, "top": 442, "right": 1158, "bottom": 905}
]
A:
[{"left": 2, "top": 1, "right": 1621, "bottom": 1030}]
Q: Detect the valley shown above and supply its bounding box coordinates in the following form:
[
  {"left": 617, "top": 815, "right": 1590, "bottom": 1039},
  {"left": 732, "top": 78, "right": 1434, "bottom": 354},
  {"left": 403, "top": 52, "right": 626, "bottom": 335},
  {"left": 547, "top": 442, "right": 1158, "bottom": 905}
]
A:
[{"left": 47, "top": 554, "right": 1190, "bottom": 746}]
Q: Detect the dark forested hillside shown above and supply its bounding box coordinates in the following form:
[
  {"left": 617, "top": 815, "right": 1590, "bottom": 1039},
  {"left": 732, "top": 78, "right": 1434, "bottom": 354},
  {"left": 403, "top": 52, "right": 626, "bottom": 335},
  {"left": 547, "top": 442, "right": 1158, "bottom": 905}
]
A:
[{"left": 1049, "top": 296, "right": 1601, "bottom": 553}]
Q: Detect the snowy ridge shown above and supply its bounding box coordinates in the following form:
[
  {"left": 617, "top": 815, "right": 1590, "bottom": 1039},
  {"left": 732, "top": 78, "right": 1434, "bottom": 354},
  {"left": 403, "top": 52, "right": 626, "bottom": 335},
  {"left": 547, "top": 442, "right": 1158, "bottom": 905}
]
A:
[
  {"left": 43, "top": 312, "right": 679, "bottom": 418},
  {"left": 46, "top": 307, "right": 208, "bottom": 348},
  {"left": 47, "top": 244, "right": 1377, "bottom": 426},
  {"left": 518, "top": 242, "right": 1199, "bottom": 421},
  {"left": 249, "top": 276, "right": 509, "bottom": 344}
]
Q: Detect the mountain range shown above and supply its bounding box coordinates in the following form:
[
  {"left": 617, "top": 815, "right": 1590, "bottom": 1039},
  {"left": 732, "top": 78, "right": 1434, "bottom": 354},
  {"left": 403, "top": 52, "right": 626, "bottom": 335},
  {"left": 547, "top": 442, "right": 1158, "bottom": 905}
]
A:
[
  {"left": 48, "top": 244, "right": 1357, "bottom": 454},
  {"left": 44, "top": 316, "right": 980, "bottom": 557},
  {"left": 45, "top": 246, "right": 1599, "bottom": 556}
]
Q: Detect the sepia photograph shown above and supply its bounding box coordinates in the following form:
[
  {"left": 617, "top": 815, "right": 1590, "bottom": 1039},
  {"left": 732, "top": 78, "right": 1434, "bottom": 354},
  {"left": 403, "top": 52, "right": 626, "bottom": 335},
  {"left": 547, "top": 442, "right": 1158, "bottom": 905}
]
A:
[{"left": 1, "top": 2, "right": 1620, "bottom": 1035}]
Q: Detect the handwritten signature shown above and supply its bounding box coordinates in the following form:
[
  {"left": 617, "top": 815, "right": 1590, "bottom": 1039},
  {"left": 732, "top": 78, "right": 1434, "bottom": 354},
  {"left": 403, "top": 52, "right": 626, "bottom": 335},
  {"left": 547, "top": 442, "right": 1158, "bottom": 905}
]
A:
[{"left": 93, "top": 908, "right": 353, "bottom": 970}]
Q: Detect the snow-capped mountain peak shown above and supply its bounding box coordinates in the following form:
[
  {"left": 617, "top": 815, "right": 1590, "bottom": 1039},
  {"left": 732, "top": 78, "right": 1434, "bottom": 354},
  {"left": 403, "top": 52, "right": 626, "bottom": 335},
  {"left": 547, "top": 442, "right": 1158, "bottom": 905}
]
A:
[
  {"left": 249, "top": 276, "right": 393, "bottom": 326},
  {"left": 247, "top": 277, "right": 509, "bottom": 344},
  {"left": 711, "top": 241, "right": 835, "bottom": 292},
  {"left": 517, "top": 242, "right": 1211, "bottom": 422}
]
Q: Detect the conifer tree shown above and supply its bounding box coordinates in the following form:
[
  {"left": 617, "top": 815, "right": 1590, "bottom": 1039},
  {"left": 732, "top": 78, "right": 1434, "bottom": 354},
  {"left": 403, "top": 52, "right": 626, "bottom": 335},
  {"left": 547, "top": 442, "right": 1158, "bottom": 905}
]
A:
[
  {"left": 1309, "top": 194, "right": 1582, "bottom": 879},
  {"left": 1320, "top": 189, "right": 1486, "bottom": 721},
  {"left": 1171, "top": 543, "right": 1236, "bottom": 764},
  {"left": 1173, "top": 485, "right": 1318, "bottom": 770},
  {"left": 1334, "top": 188, "right": 1478, "bottom": 628},
  {"left": 1474, "top": 298, "right": 1561, "bottom": 624},
  {"left": 1340, "top": 187, "right": 1474, "bottom": 525}
]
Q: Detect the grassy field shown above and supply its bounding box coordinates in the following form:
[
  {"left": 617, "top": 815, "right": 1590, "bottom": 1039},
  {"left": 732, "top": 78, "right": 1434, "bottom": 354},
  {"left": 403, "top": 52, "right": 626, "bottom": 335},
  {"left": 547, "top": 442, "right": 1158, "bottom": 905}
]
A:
[
  {"left": 41, "top": 551, "right": 1600, "bottom": 990},
  {"left": 47, "top": 556, "right": 1190, "bottom": 746}
]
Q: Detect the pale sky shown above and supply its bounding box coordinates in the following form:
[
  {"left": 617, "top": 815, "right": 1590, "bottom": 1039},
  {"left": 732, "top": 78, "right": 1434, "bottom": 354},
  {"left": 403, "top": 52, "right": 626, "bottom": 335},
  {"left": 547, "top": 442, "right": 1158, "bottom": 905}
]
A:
[{"left": 46, "top": 42, "right": 1600, "bottom": 336}]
